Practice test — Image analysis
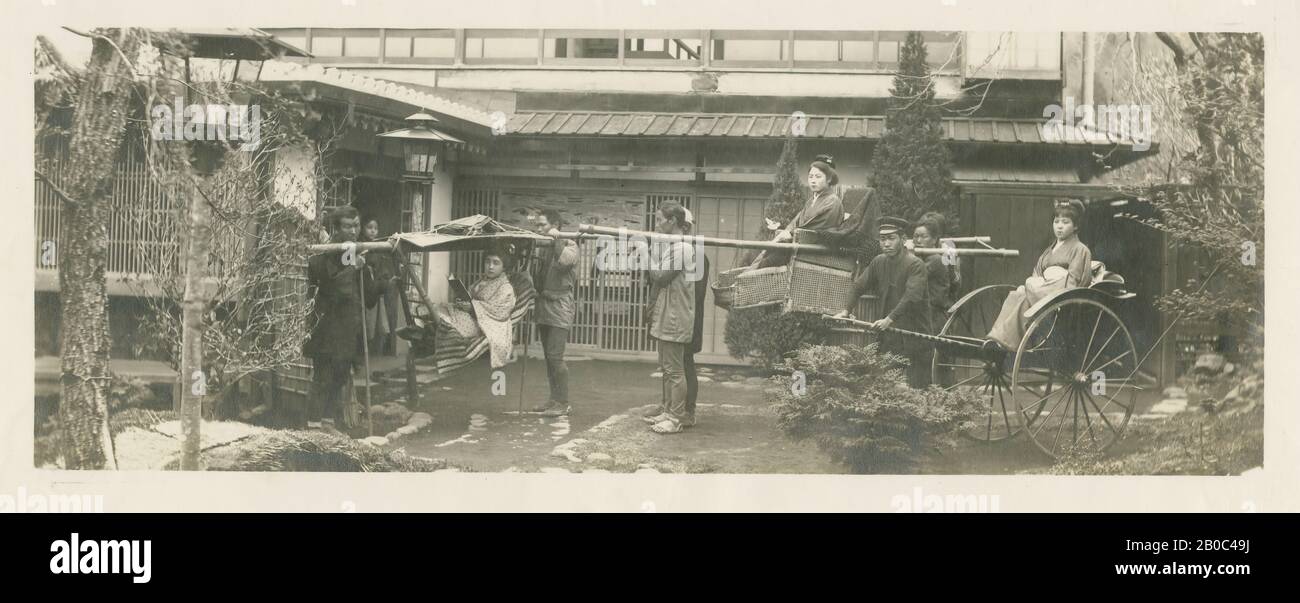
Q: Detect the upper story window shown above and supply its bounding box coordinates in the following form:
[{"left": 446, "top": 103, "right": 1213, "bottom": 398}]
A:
[
  {"left": 624, "top": 31, "right": 703, "bottom": 65},
  {"left": 384, "top": 29, "right": 455, "bottom": 64},
  {"left": 258, "top": 28, "right": 985, "bottom": 77},
  {"left": 464, "top": 29, "right": 538, "bottom": 64},
  {"left": 269, "top": 28, "right": 308, "bottom": 54},
  {"left": 544, "top": 30, "right": 619, "bottom": 64},
  {"left": 965, "top": 31, "right": 1061, "bottom": 78},
  {"left": 711, "top": 30, "right": 790, "bottom": 66}
]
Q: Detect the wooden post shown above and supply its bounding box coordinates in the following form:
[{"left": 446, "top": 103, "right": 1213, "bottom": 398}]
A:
[{"left": 358, "top": 267, "right": 373, "bottom": 436}]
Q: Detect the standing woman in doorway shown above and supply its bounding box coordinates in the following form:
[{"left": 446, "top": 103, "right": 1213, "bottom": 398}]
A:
[{"left": 361, "top": 217, "right": 401, "bottom": 355}]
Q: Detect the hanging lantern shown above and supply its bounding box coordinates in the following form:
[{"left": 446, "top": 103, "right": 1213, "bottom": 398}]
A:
[{"left": 377, "top": 112, "right": 465, "bottom": 182}]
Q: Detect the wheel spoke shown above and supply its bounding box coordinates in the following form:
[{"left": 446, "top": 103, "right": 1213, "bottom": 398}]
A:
[
  {"left": 1080, "top": 307, "right": 1104, "bottom": 372},
  {"left": 1087, "top": 349, "right": 1133, "bottom": 376},
  {"left": 1030, "top": 386, "right": 1072, "bottom": 437},
  {"left": 996, "top": 375, "right": 1014, "bottom": 437},
  {"left": 1018, "top": 381, "right": 1049, "bottom": 398},
  {"left": 984, "top": 387, "right": 994, "bottom": 440},
  {"left": 1093, "top": 381, "right": 1136, "bottom": 414},
  {"left": 1083, "top": 326, "right": 1121, "bottom": 375},
  {"left": 1021, "top": 383, "right": 1068, "bottom": 419},
  {"left": 947, "top": 372, "right": 986, "bottom": 390},
  {"left": 1079, "top": 389, "right": 1098, "bottom": 445},
  {"left": 1051, "top": 389, "right": 1076, "bottom": 454},
  {"left": 1072, "top": 386, "right": 1080, "bottom": 445},
  {"left": 1083, "top": 389, "right": 1120, "bottom": 437}
]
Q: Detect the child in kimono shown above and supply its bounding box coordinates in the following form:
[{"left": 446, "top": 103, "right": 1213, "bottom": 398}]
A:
[{"left": 986, "top": 199, "right": 1092, "bottom": 351}]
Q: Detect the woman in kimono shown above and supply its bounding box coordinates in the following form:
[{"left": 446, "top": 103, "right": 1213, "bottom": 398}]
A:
[
  {"left": 434, "top": 248, "right": 518, "bottom": 369},
  {"left": 986, "top": 199, "right": 1092, "bottom": 351},
  {"left": 912, "top": 212, "right": 955, "bottom": 334},
  {"left": 751, "top": 154, "right": 846, "bottom": 269}
]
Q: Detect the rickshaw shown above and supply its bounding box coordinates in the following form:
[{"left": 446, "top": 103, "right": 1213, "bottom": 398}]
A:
[
  {"left": 575, "top": 222, "right": 1143, "bottom": 459},
  {"left": 315, "top": 217, "right": 1144, "bottom": 459}
]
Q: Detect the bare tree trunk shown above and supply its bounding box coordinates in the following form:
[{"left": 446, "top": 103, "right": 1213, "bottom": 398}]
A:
[
  {"left": 57, "top": 29, "right": 140, "bottom": 470},
  {"left": 180, "top": 182, "right": 212, "bottom": 470}
]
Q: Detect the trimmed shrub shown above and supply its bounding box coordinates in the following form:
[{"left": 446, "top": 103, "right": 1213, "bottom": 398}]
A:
[
  {"left": 724, "top": 306, "right": 830, "bottom": 369},
  {"left": 770, "top": 343, "right": 983, "bottom": 473}
]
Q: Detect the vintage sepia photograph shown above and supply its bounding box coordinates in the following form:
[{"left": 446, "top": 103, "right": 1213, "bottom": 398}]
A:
[{"left": 26, "top": 7, "right": 1266, "bottom": 484}]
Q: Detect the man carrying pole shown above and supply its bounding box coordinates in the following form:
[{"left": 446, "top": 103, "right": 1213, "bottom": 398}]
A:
[
  {"left": 833, "top": 216, "right": 931, "bottom": 388},
  {"left": 304, "top": 206, "right": 378, "bottom": 433},
  {"left": 529, "top": 209, "right": 578, "bottom": 417}
]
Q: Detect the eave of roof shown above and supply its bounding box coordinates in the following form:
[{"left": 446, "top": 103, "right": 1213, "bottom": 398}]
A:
[
  {"left": 259, "top": 61, "right": 496, "bottom": 129},
  {"left": 504, "top": 110, "right": 1158, "bottom": 152},
  {"left": 149, "top": 28, "right": 311, "bottom": 60}
]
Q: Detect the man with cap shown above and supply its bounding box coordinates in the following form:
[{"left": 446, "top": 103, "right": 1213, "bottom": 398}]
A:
[{"left": 833, "top": 216, "right": 932, "bottom": 388}]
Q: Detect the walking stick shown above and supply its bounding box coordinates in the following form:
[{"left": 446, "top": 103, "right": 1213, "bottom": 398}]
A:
[
  {"left": 358, "top": 262, "right": 373, "bottom": 437},
  {"left": 517, "top": 319, "right": 531, "bottom": 414}
]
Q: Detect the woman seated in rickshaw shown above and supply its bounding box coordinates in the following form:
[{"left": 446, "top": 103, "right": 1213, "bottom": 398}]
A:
[
  {"left": 986, "top": 199, "right": 1092, "bottom": 350},
  {"left": 750, "top": 154, "right": 845, "bottom": 269},
  {"left": 431, "top": 246, "right": 518, "bottom": 369}
]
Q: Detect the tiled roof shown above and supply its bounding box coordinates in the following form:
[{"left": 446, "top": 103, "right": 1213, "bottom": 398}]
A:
[
  {"left": 505, "top": 111, "right": 1153, "bottom": 149},
  {"left": 259, "top": 61, "right": 496, "bottom": 127}
]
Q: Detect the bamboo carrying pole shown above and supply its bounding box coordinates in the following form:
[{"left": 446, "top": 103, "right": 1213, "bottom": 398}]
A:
[
  {"left": 309, "top": 241, "right": 395, "bottom": 254},
  {"left": 569, "top": 225, "right": 1019, "bottom": 258},
  {"left": 309, "top": 234, "right": 1018, "bottom": 258}
]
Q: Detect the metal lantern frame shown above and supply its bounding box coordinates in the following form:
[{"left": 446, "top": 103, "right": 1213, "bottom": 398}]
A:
[{"left": 377, "top": 112, "right": 466, "bottom": 183}]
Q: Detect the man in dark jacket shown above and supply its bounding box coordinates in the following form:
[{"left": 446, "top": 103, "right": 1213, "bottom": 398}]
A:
[
  {"left": 529, "top": 209, "right": 578, "bottom": 417},
  {"left": 834, "top": 216, "right": 931, "bottom": 388},
  {"left": 304, "top": 206, "right": 377, "bottom": 431}
]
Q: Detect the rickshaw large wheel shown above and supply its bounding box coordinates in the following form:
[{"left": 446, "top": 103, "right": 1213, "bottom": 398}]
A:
[
  {"left": 1012, "top": 297, "right": 1138, "bottom": 459},
  {"left": 932, "top": 285, "right": 1023, "bottom": 442}
]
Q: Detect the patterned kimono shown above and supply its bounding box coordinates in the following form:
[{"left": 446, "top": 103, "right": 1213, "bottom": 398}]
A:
[
  {"left": 987, "top": 236, "right": 1092, "bottom": 350},
  {"left": 439, "top": 273, "right": 517, "bottom": 368}
]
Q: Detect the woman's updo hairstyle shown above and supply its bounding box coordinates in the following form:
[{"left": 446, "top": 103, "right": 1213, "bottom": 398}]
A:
[
  {"left": 809, "top": 154, "right": 839, "bottom": 186},
  {"left": 1052, "top": 198, "right": 1086, "bottom": 225}
]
